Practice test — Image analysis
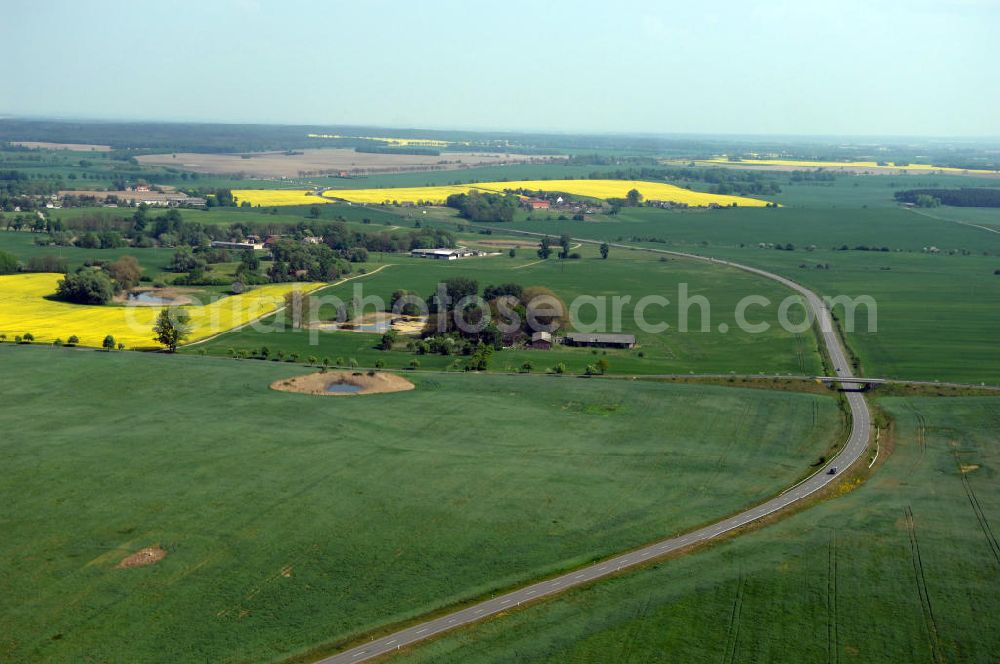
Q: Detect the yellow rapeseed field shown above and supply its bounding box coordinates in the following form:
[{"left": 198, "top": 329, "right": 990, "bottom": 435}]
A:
[
  {"left": 0, "top": 273, "right": 325, "bottom": 349},
  {"left": 696, "top": 158, "right": 1000, "bottom": 174},
  {"left": 235, "top": 179, "right": 772, "bottom": 207},
  {"left": 232, "top": 190, "right": 331, "bottom": 207}
]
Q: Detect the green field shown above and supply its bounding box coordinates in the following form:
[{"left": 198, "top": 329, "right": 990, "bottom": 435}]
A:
[
  {"left": 460, "top": 204, "right": 1000, "bottom": 384},
  {"left": 187, "top": 251, "right": 823, "bottom": 377},
  {"left": 397, "top": 394, "right": 1000, "bottom": 663},
  {"left": 0, "top": 346, "right": 844, "bottom": 663}
]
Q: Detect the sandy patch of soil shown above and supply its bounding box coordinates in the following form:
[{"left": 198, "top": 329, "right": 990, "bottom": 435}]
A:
[
  {"left": 117, "top": 546, "right": 166, "bottom": 568},
  {"left": 271, "top": 371, "right": 415, "bottom": 396},
  {"left": 960, "top": 464, "right": 981, "bottom": 473},
  {"left": 137, "top": 148, "right": 560, "bottom": 178}
]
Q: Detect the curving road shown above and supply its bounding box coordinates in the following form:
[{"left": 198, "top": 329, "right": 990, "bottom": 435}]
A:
[{"left": 316, "top": 237, "right": 872, "bottom": 664}]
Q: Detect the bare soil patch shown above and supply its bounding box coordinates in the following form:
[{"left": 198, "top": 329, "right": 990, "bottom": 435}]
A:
[
  {"left": 474, "top": 239, "right": 538, "bottom": 249},
  {"left": 117, "top": 546, "right": 166, "bottom": 568},
  {"left": 12, "top": 141, "right": 111, "bottom": 152},
  {"left": 137, "top": 148, "right": 560, "bottom": 178},
  {"left": 271, "top": 371, "right": 415, "bottom": 396}
]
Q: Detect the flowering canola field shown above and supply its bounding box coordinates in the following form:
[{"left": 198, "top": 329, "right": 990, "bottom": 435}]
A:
[
  {"left": 233, "top": 180, "right": 772, "bottom": 207},
  {"left": 233, "top": 190, "right": 332, "bottom": 207},
  {"left": 0, "top": 273, "right": 325, "bottom": 349},
  {"left": 697, "top": 158, "right": 1000, "bottom": 175}
]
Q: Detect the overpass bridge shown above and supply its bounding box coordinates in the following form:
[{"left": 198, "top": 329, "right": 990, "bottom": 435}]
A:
[{"left": 815, "top": 376, "right": 887, "bottom": 391}]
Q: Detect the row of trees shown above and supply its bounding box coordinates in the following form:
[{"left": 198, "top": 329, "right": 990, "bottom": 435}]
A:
[{"left": 895, "top": 188, "right": 1000, "bottom": 208}]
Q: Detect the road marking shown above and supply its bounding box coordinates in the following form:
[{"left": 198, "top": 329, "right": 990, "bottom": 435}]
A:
[{"left": 416, "top": 628, "right": 428, "bottom": 634}]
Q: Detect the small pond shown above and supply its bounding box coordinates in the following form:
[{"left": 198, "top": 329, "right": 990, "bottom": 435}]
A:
[
  {"left": 128, "top": 291, "right": 181, "bottom": 305},
  {"left": 326, "top": 382, "right": 363, "bottom": 394}
]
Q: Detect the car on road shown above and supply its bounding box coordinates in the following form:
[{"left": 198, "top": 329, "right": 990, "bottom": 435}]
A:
[{"left": 828, "top": 466, "right": 838, "bottom": 475}]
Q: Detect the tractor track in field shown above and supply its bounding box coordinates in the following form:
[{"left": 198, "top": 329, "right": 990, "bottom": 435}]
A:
[
  {"left": 828, "top": 530, "right": 841, "bottom": 664},
  {"left": 904, "top": 506, "right": 944, "bottom": 664},
  {"left": 722, "top": 572, "right": 747, "bottom": 664},
  {"left": 953, "top": 450, "right": 1000, "bottom": 568}
]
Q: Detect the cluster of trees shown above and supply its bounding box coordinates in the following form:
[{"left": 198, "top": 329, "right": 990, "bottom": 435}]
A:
[
  {"left": 54, "top": 255, "right": 142, "bottom": 304},
  {"left": 354, "top": 145, "right": 441, "bottom": 156},
  {"left": 412, "top": 278, "right": 565, "bottom": 351},
  {"left": 266, "top": 240, "right": 352, "bottom": 283},
  {"left": 895, "top": 188, "right": 1000, "bottom": 208},
  {"left": 538, "top": 234, "right": 582, "bottom": 260},
  {"left": 26, "top": 207, "right": 456, "bottom": 259},
  {"left": 445, "top": 191, "right": 520, "bottom": 222}
]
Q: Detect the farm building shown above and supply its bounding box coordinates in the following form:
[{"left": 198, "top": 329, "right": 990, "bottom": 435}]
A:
[
  {"left": 563, "top": 333, "right": 636, "bottom": 349},
  {"left": 211, "top": 240, "right": 262, "bottom": 251},
  {"left": 523, "top": 198, "right": 551, "bottom": 210},
  {"left": 530, "top": 331, "right": 553, "bottom": 349},
  {"left": 410, "top": 247, "right": 479, "bottom": 260}
]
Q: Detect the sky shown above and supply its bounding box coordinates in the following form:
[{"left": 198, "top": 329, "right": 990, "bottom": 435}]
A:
[{"left": 3, "top": 0, "right": 998, "bottom": 136}]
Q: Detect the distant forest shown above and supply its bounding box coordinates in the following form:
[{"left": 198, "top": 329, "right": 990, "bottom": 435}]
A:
[{"left": 895, "top": 188, "right": 1000, "bottom": 207}]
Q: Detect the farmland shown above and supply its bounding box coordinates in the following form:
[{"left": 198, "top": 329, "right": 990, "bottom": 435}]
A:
[
  {"left": 188, "top": 251, "right": 823, "bottom": 377},
  {"left": 0, "top": 347, "right": 844, "bottom": 663},
  {"left": 0, "top": 273, "right": 325, "bottom": 348},
  {"left": 694, "top": 157, "right": 1000, "bottom": 176},
  {"left": 137, "top": 149, "right": 553, "bottom": 179},
  {"left": 476, "top": 205, "right": 1000, "bottom": 385},
  {"left": 398, "top": 395, "right": 1000, "bottom": 663},
  {"left": 233, "top": 180, "right": 774, "bottom": 207}
]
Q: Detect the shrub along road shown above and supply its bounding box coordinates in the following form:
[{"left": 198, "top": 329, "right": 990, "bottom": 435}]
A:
[{"left": 316, "top": 236, "right": 873, "bottom": 663}]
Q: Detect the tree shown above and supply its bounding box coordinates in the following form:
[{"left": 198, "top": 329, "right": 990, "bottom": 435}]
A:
[
  {"left": 153, "top": 308, "right": 191, "bottom": 352},
  {"left": 596, "top": 358, "right": 610, "bottom": 374},
  {"left": 0, "top": 249, "right": 18, "bottom": 274},
  {"left": 102, "top": 334, "right": 116, "bottom": 351},
  {"left": 283, "top": 290, "right": 314, "bottom": 328},
  {"left": 600, "top": 242, "right": 610, "bottom": 260},
  {"left": 508, "top": 247, "right": 516, "bottom": 258},
  {"left": 379, "top": 329, "right": 398, "bottom": 350},
  {"left": 626, "top": 188, "right": 643, "bottom": 207},
  {"left": 56, "top": 270, "right": 115, "bottom": 304},
  {"left": 67, "top": 335, "right": 79, "bottom": 346},
  {"left": 22, "top": 332, "right": 34, "bottom": 344},
  {"left": 309, "top": 205, "right": 322, "bottom": 219},
  {"left": 105, "top": 255, "right": 142, "bottom": 291},
  {"left": 538, "top": 236, "right": 553, "bottom": 259},
  {"left": 558, "top": 234, "right": 571, "bottom": 259}
]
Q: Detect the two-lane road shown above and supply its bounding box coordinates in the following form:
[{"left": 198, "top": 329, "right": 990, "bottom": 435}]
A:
[{"left": 317, "top": 237, "right": 872, "bottom": 663}]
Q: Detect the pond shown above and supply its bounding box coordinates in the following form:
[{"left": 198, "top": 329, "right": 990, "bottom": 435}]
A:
[
  {"left": 325, "top": 382, "right": 363, "bottom": 394},
  {"left": 128, "top": 291, "right": 181, "bottom": 305},
  {"left": 313, "top": 321, "right": 391, "bottom": 334}
]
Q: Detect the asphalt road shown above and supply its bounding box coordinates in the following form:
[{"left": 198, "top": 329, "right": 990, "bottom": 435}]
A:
[{"left": 317, "top": 238, "right": 873, "bottom": 664}]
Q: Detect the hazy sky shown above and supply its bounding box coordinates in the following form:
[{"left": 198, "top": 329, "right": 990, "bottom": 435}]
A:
[{"left": 3, "top": 0, "right": 998, "bottom": 136}]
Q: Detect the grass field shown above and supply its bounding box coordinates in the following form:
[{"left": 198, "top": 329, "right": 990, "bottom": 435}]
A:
[
  {"left": 396, "top": 394, "right": 1000, "bottom": 663},
  {"left": 0, "top": 347, "right": 844, "bottom": 663},
  {"left": 233, "top": 180, "right": 774, "bottom": 208},
  {"left": 696, "top": 157, "right": 1000, "bottom": 175},
  {"left": 467, "top": 205, "right": 1000, "bottom": 384},
  {"left": 187, "top": 252, "right": 824, "bottom": 377},
  {"left": 0, "top": 273, "right": 325, "bottom": 348}
]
